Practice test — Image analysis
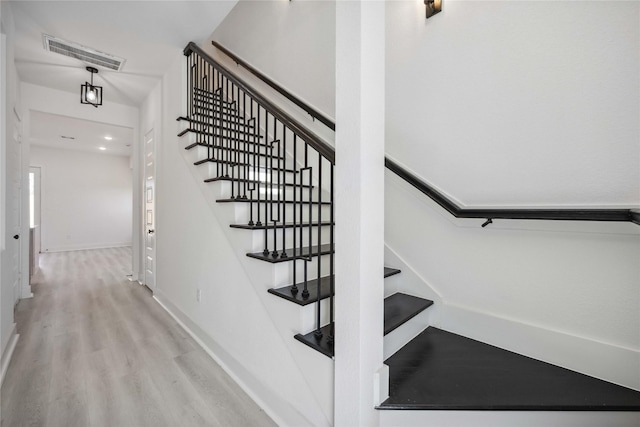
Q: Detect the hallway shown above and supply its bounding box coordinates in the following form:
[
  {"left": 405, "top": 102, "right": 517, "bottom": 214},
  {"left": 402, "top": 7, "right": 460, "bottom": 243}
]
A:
[{"left": 1, "top": 247, "right": 276, "bottom": 427}]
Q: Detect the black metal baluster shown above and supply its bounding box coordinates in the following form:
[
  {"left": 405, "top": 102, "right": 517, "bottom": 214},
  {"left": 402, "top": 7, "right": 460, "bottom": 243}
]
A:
[
  {"left": 301, "top": 144, "right": 309, "bottom": 299},
  {"left": 256, "top": 106, "right": 262, "bottom": 228},
  {"left": 291, "top": 134, "right": 298, "bottom": 294},
  {"left": 247, "top": 100, "right": 256, "bottom": 225},
  {"left": 196, "top": 55, "right": 202, "bottom": 151},
  {"left": 271, "top": 117, "right": 279, "bottom": 258},
  {"left": 207, "top": 63, "right": 213, "bottom": 162},
  {"left": 262, "top": 111, "right": 269, "bottom": 255},
  {"left": 242, "top": 92, "right": 248, "bottom": 199},
  {"left": 216, "top": 74, "right": 223, "bottom": 178},
  {"left": 187, "top": 54, "right": 191, "bottom": 122},
  {"left": 315, "top": 159, "right": 323, "bottom": 338},
  {"left": 224, "top": 77, "right": 230, "bottom": 178},
  {"left": 233, "top": 83, "right": 239, "bottom": 198},
  {"left": 328, "top": 162, "right": 334, "bottom": 345},
  {"left": 280, "top": 128, "right": 287, "bottom": 258}
]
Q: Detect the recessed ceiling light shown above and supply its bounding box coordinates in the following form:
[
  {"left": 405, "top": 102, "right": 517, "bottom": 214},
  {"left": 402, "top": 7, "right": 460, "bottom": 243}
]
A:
[
  {"left": 104, "top": 136, "right": 113, "bottom": 140},
  {"left": 98, "top": 146, "right": 107, "bottom": 151}
]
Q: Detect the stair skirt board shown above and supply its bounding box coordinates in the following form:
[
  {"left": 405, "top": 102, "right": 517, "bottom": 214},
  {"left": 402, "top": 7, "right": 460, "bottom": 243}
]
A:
[
  {"left": 379, "top": 327, "right": 640, "bottom": 411},
  {"left": 0, "top": 325, "right": 19, "bottom": 387}
]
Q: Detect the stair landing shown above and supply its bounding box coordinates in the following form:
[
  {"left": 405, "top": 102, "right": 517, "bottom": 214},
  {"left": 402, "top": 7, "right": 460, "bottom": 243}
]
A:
[{"left": 379, "top": 327, "right": 640, "bottom": 411}]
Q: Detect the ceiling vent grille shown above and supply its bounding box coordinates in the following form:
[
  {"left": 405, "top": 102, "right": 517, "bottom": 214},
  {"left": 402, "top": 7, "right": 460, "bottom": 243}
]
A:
[{"left": 42, "top": 34, "right": 126, "bottom": 71}]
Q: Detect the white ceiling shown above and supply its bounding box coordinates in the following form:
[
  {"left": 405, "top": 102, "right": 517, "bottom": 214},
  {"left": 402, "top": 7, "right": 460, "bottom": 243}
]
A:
[
  {"left": 10, "top": 0, "right": 236, "bottom": 157},
  {"left": 10, "top": 0, "right": 236, "bottom": 107},
  {"left": 30, "top": 111, "right": 135, "bottom": 156}
]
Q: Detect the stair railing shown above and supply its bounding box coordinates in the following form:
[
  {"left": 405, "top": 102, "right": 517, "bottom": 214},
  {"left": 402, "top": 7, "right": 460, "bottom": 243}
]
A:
[{"left": 180, "top": 42, "right": 336, "bottom": 348}]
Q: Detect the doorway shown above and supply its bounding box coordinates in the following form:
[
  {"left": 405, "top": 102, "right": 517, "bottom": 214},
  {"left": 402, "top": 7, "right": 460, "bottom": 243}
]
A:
[{"left": 29, "top": 166, "right": 41, "bottom": 278}]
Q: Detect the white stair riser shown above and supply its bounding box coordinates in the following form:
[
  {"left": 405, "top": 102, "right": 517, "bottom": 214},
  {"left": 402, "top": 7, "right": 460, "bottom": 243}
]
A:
[
  {"left": 383, "top": 308, "right": 433, "bottom": 360},
  {"left": 246, "top": 227, "right": 333, "bottom": 254},
  {"left": 230, "top": 202, "right": 332, "bottom": 226},
  {"left": 299, "top": 298, "right": 333, "bottom": 334}
]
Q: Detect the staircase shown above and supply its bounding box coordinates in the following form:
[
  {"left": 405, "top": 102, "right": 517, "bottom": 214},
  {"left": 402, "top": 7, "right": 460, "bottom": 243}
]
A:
[
  {"left": 178, "top": 42, "right": 640, "bottom": 424},
  {"left": 178, "top": 43, "right": 434, "bottom": 361}
]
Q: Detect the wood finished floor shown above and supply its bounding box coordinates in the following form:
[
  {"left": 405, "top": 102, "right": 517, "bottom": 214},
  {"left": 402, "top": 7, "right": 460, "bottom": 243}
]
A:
[{"left": 1, "top": 247, "right": 276, "bottom": 427}]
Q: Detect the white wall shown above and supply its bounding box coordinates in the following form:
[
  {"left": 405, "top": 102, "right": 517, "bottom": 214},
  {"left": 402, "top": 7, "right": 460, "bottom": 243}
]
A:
[
  {"left": 207, "top": 0, "right": 336, "bottom": 144},
  {"left": 0, "top": 0, "right": 20, "bottom": 371},
  {"left": 211, "top": 0, "right": 335, "bottom": 120},
  {"left": 30, "top": 146, "right": 132, "bottom": 252},
  {"left": 386, "top": 0, "right": 640, "bottom": 207}
]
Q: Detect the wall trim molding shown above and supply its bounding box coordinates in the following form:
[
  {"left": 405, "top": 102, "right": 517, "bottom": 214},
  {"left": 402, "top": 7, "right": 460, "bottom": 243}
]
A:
[
  {"left": 1, "top": 324, "right": 19, "bottom": 386},
  {"left": 153, "top": 290, "right": 314, "bottom": 427},
  {"left": 439, "top": 303, "right": 640, "bottom": 391}
]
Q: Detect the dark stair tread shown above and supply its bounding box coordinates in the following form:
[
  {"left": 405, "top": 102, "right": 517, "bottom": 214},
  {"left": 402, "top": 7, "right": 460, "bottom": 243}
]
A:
[
  {"left": 384, "top": 267, "right": 401, "bottom": 278},
  {"left": 206, "top": 176, "right": 312, "bottom": 188},
  {"left": 195, "top": 159, "right": 296, "bottom": 173},
  {"left": 178, "top": 115, "right": 255, "bottom": 130},
  {"left": 268, "top": 276, "right": 332, "bottom": 306},
  {"left": 247, "top": 244, "right": 333, "bottom": 263},
  {"left": 379, "top": 327, "right": 640, "bottom": 411},
  {"left": 193, "top": 104, "right": 238, "bottom": 114},
  {"left": 186, "top": 141, "right": 279, "bottom": 154},
  {"left": 231, "top": 221, "right": 332, "bottom": 230},
  {"left": 191, "top": 110, "right": 241, "bottom": 120},
  {"left": 294, "top": 324, "right": 334, "bottom": 358},
  {"left": 178, "top": 127, "right": 263, "bottom": 139},
  {"left": 383, "top": 293, "right": 433, "bottom": 335},
  {"left": 179, "top": 130, "right": 263, "bottom": 147},
  {"left": 217, "top": 198, "right": 331, "bottom": 205},
  {"left": 269, "top": 266, "right": 403, "bottom": 306},
  {"left": 192, "top": 99, "right": 237, "bottom": 109},
  {"left": 178, "top": 114, "right": 248, "bottom": 124}
]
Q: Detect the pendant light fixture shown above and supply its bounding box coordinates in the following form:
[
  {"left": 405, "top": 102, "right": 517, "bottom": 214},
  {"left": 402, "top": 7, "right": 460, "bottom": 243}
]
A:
[{"left": 80, "top": 66, "right": 103, "bottom": 108}]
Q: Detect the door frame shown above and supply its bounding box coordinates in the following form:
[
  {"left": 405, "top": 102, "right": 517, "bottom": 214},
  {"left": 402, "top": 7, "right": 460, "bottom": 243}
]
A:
[{"left": 142, "top": 128, "right": 156, "bottom": 290}]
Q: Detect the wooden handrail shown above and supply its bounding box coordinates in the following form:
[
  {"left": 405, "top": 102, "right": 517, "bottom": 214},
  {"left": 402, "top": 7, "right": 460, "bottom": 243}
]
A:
[{"left": 385, "top": 157, "right": 639, "bottom": 225}]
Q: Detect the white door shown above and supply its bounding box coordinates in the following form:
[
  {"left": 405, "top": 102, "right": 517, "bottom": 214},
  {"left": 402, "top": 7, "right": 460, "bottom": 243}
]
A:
[
  {"left": 144, "top": 129, "right": 156, "bottom": 290},
  {"left": 29, "top": 166, "right": 41, "bottom": 256},
  {"left": 8, "top": 110, "right": 22, "bottom": 304}
]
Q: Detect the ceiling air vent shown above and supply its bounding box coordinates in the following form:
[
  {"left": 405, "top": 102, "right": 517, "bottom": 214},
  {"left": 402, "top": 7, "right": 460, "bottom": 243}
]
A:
[{"left": 42, "top": 34, "right": 126, "bottom": 72}]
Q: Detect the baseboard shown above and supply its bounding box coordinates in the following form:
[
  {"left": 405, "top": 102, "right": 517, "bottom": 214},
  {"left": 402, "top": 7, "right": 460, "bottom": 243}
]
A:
[
  {"left": 43, "top": 243, "right": 132, "bottom": 252},
  {"left": 440, "top": 303, "right": 640, "bottom": 391},
  {"left": 380, "top": 409, "right": 640, "bottom": 427},
  {"left": 153, "top": 290, "right": 314, "bottom": 427},
  {"left": 1, "top": 325, "right": 19, "bottom": 386}
]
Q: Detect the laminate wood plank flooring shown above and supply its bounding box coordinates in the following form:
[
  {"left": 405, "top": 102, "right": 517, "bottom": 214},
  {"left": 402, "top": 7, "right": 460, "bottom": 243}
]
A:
[{"left": 1, "top": 247, "right": 276, "bottom": 427}]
